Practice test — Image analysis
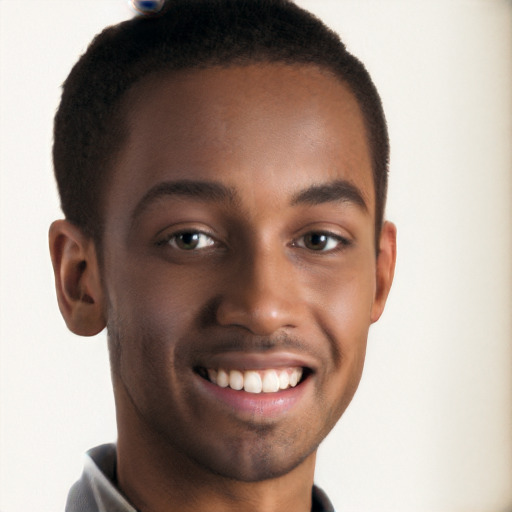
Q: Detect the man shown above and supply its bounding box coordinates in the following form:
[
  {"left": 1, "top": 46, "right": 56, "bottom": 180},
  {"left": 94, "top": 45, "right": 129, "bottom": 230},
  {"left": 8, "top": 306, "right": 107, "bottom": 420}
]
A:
[{"left": 49, "top": 0, "right": 396, "bottom": 510}]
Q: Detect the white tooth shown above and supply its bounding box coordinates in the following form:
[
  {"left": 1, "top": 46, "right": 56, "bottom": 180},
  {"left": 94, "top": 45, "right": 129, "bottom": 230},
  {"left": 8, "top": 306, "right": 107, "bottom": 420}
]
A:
[
  {"left": 217, "top": 369, "right": 229, "bottom": 388},
  {"left": 262, "top": 369, "right": 280, "bottom": 393},
  {"left": 244, "top": 371, "right": 262, "bottom": 393},
  {"left": 229, "top": 370, "right": 244, "bottom": 390},
  {"left": 278, "top": 370, "right": 290, "bottom": 390},
  {"left": 289, "top": 368, "right": 302, "bottom": 387},
  {"left": 207, "top": 369, "right": 218, "bottom": 385}
]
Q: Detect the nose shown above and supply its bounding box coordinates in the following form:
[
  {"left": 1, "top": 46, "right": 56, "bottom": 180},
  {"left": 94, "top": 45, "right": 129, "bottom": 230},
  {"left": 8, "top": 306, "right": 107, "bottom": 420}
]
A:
[{"left": 215, "top": 247, "right": 302, "bottom": 336}]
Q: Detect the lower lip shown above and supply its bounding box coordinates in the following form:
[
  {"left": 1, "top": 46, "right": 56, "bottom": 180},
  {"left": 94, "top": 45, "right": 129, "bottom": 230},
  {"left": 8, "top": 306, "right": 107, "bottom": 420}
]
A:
[{"left": 196, "top": 374, "right": 310, "bottom": 418}]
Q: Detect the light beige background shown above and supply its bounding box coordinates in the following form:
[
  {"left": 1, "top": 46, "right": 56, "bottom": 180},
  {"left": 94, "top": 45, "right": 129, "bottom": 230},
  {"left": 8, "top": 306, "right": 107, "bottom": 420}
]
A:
[{"left": 1, "top": 1, "right": 511, "bottom": 511}]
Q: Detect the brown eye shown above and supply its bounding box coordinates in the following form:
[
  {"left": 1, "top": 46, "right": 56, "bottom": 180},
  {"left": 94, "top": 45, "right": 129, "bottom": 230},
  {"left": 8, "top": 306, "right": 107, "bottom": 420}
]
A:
[
  {"left": 165, "top": 231, "right": 215, "bottom": 250},
  {"left": 297, "top": 232, "right": 348, "bottom": 252},
  {"left": 304, "top": 233, "right": 329, "bottom": 250}
]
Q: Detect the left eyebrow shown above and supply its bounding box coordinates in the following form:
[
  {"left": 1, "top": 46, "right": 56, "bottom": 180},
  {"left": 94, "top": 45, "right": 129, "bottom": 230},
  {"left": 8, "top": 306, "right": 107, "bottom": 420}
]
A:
[{"left": 290, "top": 180, "right": 368, "bottom": 211}]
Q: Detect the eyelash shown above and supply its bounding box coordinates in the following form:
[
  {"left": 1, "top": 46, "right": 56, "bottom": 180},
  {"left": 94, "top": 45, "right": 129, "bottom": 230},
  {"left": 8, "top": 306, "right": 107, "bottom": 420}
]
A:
[
  {"left": 156, "top": 230, "right": 217, "bottom": 251},
  {"left": 157, "top": 229, "right": 351, "bottom": 253},
  {"left": 292, "top": 232, "right": 351, "bottom": 253}
]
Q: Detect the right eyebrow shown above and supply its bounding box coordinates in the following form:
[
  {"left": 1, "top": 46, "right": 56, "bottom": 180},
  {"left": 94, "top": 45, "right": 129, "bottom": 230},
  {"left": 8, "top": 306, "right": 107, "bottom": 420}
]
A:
[{"left": 130, "top": 179, "right": 237, "bottom": 224}]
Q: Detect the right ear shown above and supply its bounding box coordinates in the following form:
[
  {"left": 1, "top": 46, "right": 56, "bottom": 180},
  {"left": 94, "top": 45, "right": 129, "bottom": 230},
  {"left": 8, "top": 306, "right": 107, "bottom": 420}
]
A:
[{"left": 49, "top": 220, "right": 106, "bottom": 336}]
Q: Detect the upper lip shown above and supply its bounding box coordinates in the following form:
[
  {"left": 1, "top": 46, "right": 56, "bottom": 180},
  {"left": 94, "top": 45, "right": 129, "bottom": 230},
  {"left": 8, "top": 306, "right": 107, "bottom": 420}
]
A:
[{"left": 197, "top": 351, "right": 317, "bottom": 373}]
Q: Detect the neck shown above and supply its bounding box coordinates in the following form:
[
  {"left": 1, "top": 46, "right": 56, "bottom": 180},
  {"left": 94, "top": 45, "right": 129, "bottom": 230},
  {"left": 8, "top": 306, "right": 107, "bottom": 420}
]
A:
[{"left": 114, "top": 387, "right": 317, "bottom": 512}]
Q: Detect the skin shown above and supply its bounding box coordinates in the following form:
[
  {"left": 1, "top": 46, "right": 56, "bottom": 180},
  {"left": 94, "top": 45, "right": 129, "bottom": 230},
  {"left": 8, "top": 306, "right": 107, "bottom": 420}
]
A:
[{"left": 49, "top": 63, "right": 396, "bottom": 512}]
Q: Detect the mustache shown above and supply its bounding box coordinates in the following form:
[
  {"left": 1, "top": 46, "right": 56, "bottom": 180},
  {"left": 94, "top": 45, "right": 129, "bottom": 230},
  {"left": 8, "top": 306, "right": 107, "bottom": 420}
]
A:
[
  {"left": 210, "top": 332, "right": 308, "bottom": 353},
  {"left": 185, "top": 330, "right": 313, "bottom": 357}
]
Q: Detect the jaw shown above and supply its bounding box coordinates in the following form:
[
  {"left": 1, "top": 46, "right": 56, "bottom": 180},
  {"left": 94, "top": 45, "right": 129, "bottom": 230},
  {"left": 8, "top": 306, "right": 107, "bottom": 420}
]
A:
[
  {"left": 112, "top": 359, "right": 323, "bottom": 481},
  {"left": 110, "top": 332, "right": 362, "bottom": 482},
  {"left": 116, "top": 390, "right": 318, "bottom": 512},
  {"left": 113, "top": 369, "right": 320, "bottom": 485}
]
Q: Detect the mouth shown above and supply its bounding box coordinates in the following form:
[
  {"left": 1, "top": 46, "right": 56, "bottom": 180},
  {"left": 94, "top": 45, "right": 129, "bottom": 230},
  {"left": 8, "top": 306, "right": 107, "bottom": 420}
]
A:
[{"left": 196, "top": 366, "right": 307, "bottom": 394}]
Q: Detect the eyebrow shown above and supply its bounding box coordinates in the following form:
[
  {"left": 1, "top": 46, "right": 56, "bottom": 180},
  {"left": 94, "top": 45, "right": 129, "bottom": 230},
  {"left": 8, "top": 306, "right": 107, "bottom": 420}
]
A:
[
  {"left": 131, "top": 179, "right": 237, "bottom": 223},
  {"left": 290, "top": 180, "right": 368, "bottom": 211},
  {"left": 131, "top": 177, "right": 367, "bottom": 225}
]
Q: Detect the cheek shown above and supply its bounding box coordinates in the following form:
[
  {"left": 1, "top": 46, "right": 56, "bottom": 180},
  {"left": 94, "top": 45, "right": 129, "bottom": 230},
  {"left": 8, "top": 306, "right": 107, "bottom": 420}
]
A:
[
  {"left": 312, "top": 274, "right": 372, "bottom": 428},
  {"left": 107, "top": 252, "right": 213, "bottom": 325},
  {"left": 105, "top": 262, "right": 210, "bottom": 382},
  {"left": 310, "top": 254, "right": 377, "bottom": 337},
  {"left": 307, "top": 256, "right": 375, "bottom": 404}
]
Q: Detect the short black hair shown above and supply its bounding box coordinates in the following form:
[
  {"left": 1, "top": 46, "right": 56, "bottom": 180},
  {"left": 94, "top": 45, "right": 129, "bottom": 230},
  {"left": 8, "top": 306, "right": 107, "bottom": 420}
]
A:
[{"left": 53, "top": 0, "right": 389, "bottom": 246}]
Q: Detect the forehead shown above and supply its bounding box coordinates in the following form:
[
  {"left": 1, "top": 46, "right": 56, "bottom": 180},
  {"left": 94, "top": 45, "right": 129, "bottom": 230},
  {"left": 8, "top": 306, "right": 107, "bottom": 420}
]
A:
[{"left": 108, "top": 63, "right": 374, "bottom": 219}]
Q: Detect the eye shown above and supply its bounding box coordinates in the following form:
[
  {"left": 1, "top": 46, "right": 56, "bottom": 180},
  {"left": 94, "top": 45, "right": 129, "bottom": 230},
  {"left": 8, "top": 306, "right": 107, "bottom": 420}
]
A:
[
  {"left": 296, "top": 232, "right": 349, "bottom": 252},
  {"left": 159, "top": 231, "right": 216, "bottom": 251}
]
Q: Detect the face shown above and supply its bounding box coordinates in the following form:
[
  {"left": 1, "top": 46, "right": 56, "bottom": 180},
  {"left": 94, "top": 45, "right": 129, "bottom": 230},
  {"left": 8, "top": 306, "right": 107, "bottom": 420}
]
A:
[{"left": 101, "top": 64, "right": 382, "bottom": 482}]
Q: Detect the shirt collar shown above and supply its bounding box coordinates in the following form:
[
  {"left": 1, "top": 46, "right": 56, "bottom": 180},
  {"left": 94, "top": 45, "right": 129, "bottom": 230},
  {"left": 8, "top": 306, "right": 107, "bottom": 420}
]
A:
[{"left": 67, "top": 443, "right": 335, "bottom": 512}]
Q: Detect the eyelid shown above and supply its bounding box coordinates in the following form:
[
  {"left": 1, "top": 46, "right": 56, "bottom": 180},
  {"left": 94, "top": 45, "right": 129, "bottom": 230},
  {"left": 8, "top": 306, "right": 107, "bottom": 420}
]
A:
[
  {"left": 293, "top": 230, "right": 352, "bottom": 252},
  {"left": 155, "top": 227, "right": 218, "bottom": 250}
]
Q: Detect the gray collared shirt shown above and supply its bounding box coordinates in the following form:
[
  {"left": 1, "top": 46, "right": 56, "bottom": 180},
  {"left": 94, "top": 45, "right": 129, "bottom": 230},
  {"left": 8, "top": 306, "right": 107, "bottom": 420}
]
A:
[{"left": 66, "top": 444, "right": 335, "bottom": 512}]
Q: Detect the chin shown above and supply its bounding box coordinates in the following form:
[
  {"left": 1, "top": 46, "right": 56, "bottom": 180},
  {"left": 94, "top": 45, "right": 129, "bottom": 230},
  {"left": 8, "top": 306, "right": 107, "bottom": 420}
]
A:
[{"left": 184, "top": 424, "right": 318, "bottom": 483}]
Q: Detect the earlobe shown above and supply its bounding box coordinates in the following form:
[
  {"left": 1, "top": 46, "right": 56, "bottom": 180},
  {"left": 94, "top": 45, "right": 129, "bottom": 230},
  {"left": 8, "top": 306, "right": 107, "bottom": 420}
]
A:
[
  {"left": 370, "top": 221, "right": 397, "bottom": 323},
  {"left": 49, "top": 220, "right": 106, "bottom": 336}
]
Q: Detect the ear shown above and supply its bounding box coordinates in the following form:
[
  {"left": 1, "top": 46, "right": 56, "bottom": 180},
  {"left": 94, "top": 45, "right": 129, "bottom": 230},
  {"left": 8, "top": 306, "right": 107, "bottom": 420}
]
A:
[
  {"left": 49, "top": 220, "right": 106, "bottom": 336},
  {"left": 370, "top": 221, "right": 397, "bottom": 323}
]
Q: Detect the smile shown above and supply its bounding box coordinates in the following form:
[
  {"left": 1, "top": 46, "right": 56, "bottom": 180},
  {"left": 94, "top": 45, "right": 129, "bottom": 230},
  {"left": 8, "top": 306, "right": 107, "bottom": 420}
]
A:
[{"left": 200, "top": 367, "right": 304, "bottom": 394}]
